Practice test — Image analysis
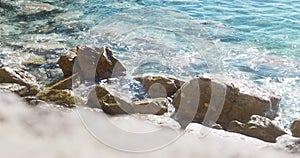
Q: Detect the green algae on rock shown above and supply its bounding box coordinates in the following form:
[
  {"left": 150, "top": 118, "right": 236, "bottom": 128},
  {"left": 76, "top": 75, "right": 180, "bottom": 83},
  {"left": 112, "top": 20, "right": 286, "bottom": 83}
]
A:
[{"left": 36, "top": 89, "right": 85, "bottom": 107}]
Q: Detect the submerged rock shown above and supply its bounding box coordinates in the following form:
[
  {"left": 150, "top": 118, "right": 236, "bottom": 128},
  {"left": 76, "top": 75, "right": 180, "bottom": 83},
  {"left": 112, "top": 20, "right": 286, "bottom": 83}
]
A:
[
  {"left": 36, "top": 89, "right": 84, "bottom": 107},
  {"left": 291, "top": 119, "right": 300, "bottom": 138},
  {"left": 0, "top": 67, "right": 39, "bottom": 96},
  {"left": 18, "top": 1, "right": 61, "bottom": 16},
  {"left": 57, "top": 45, "right": 126, "bottom": 80},
  {"left": 227, "top": 115, "right": 286, "bottom": 143},
  {"left": 0, "top": 0, "right": 61, "bottom": 16},
  {"left": 173, "top": 74, "right": 281, "bottom": 128},
  {"left": 133, "top": 98, "right": 169, "bottom": 115},
  {"left": 134, "top": 76, "right": 183, "bottom": 97}
]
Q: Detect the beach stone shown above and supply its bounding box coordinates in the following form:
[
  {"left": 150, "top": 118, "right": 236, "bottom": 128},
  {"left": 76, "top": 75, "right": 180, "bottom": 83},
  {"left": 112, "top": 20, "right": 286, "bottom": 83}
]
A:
[
  {"left": 57, "top": 50, "right": 77, "bottom": 78},
  {"left": 291, "top": 119, "right": 300, "bottom": 138},
  {"left": 18, "top": 1, "right": 61, "bottom": 16},
  {"left": 57, "top": 45, "right": 126, "bottom": 80},
  {"left": 134, "top": 76, "right": 183, "bottom": 97},
  {"left": 76, "top": 45, "right": 126, "bottom": 80},
  {"left": 87, "top": 85, "right": 133, "bottom": 115},
  {"left": 173, "top": 74, "right": 281, "bottom": 128},
  {"left": 36, "top": 89, "right": 84, "bottom": 107},
  {"left": 0, "top": 83, "right": 36, "bottom": 97},
  {"left": 227, "top": 115, "right": 286, "bottom": 143},
  {"left": 211, "top": 123, "right": 223, "bottom": 130},
  {"left": 133, "top": 98, "right": 169, "bottom": 115},
  {"left": 0, "top": 67, "right": 39, "bottom": 96}
]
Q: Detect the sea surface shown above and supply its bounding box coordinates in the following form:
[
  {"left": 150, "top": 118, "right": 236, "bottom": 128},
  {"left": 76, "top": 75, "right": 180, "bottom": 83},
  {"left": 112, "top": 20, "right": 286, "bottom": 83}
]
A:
[{"left": 0, "top": 0, "right": 299, "bottom": 130}]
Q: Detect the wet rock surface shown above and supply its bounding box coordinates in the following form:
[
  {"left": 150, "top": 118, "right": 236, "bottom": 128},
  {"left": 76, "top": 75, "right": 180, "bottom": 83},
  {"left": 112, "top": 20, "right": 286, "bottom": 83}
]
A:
[
  {"left": 133, "top": 98, "right": 169, "bottom": 115},
  {"left": 0, "top": 66, "right": 39, "bottom": 96},
  {"left": 291, "top": 119, "right": 300, "bottom": 138},
  {"left": 227, "top": 115, "right": 286, "bottom": 143},
  {"left": 57, "top": 50, "right": 77, "bottom": 78},
  {"left": 134, "top": 76, "right": 183, "bottom": 97},
  {"left": 173, "top": 74, "right": 281, "bottom": 128},
  {"left": 0, "top": 83, "right": 36, "bottom": 97},
  {"left": 57, "top": 45, "right": 126, "bottom": 80}
]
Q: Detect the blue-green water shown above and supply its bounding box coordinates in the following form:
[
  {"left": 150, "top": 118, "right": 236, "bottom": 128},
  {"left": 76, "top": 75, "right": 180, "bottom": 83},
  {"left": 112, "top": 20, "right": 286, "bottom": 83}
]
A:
[{"left": 0, "top": 0, "right": 299, "bottom": 130}]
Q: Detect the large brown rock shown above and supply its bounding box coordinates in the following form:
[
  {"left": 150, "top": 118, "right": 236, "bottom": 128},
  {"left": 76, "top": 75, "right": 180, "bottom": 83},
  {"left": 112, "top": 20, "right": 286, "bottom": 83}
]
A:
[
  {"left": 87, "top": 85, "right": 169, "bottom": 115},
  {"left": 227, "top": 115, "right": 286, "bottom": 143},
  {"left": 0, "top": 67, "right": 39, "bottom": 96},
  {"left": 134, "top": 76, "right": 183, "bottom": 97},
  {"left": 133, "top": 98, "right": 169, "bottom": 115},
  {"left": 291, "top": 119, "right": 300, "bottom": 138},
  {"left": 87, "top": 85, "right": 133, "bottom": 115},
  {"left": 57, "top": 45, "right": 126, "bottom": 80},
  {"left": 173, "top": 74, "right": 281, "bottom": 128}
]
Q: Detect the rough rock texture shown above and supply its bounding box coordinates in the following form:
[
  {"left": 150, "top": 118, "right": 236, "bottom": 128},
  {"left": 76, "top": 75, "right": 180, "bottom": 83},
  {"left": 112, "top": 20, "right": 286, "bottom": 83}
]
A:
[
  {"left": 133, "top": 98, "right": 169, "bottom": 115},
  {"left": 57, "top": 45, "right": 126, "bottom": 80},
  {"left": 291, "top": 119, "right": 300, "bottom": 138},
  {"left": 18, "top": 1, "right": 60, "bottom": 16},
  {"left": 87, "top": 85, "right": 133, "bottom": 115},
  {"left": 173, "top": 74, "right": 281, "bottom": 128},
  {"left": 0, "top": 67, "right": 39, "bottom": 96},
  {"left": 227, "top": 115, "right": 286, "bottom": 143},
  {"left": 134, "top": 76, "right": 183, "bottom": 97},
  {"left": 57, "top": 50, "right": 77, "bottom": 78},
  {"left": 0, "top": 83, "right": 36, "bottom": 97},
  {"left": 0, "top": 92, "right": 297, "bottom": 157},
  {"left": 88, "top": 86, "right": 169, "bottom": 115},
  {"left": 36, "top": 89, "right": 84, "bottom": 107}
]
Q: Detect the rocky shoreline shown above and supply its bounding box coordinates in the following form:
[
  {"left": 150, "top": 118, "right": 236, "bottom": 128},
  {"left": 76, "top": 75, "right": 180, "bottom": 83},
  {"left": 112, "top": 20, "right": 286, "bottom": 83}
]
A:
[{"left": 0, "top": 45, "right": 299, "bottom": 155}]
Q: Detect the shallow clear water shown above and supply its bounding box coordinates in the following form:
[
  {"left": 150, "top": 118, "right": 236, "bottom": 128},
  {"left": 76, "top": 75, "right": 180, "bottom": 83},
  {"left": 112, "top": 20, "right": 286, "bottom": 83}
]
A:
[{"left": 0, "top": 0, "right": 299, "bottom": 130}]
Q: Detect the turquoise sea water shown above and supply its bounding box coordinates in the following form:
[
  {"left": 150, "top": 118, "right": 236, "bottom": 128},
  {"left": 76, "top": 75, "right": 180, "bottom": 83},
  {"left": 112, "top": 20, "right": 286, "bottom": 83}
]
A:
[{"left": 0, "top": 0, "right": 299, "bottom": 130}]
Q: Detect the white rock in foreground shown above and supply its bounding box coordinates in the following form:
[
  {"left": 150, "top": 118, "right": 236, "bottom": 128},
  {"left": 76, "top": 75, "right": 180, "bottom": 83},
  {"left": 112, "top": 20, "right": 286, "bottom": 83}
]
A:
[{"left": 0, "top": 92, "right": 297, "bottom": 158}]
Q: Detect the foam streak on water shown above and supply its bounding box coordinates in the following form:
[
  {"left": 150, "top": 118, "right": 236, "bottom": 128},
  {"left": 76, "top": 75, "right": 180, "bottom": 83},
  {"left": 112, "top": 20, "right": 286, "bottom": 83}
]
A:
[{"left": 0, "top": 0, "right": 299, "bottom": 130}]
